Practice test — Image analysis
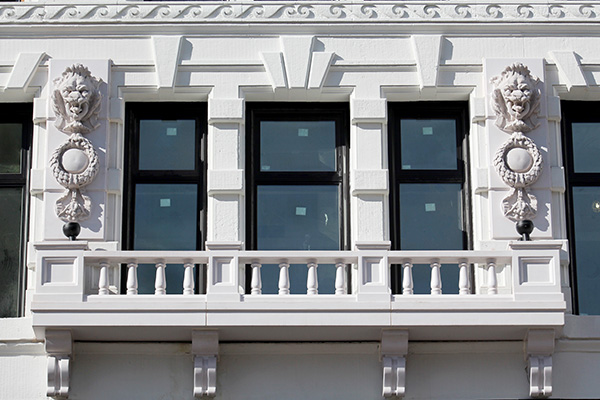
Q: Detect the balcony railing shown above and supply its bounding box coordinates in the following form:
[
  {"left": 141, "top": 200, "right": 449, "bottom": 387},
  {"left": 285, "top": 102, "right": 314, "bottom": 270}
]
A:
[{"left": 31, "top": 242, "right": 566, "bottom": 342}]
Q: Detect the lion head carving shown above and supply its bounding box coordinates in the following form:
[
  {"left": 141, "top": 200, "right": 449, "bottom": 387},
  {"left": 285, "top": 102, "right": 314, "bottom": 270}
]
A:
[
  {"left": 491, "top": 63, "right": 541, "bottom": 134},
  {"left": 52, "top": 64, "right": 102, "bottom": 134}
]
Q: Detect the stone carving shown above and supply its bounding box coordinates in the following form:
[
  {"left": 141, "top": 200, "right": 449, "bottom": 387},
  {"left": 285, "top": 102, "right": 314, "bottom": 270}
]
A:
[
  {"left": 491, "top": 63, "right": 541, "bottom": 134},
  {"left": 50, "top": 64, "right": 102, "bottom": 223},
  {"left": 491, "top": 63, "right": 543, "bottom": 222},
  {"left": 49, "top": 134, "right": 99, "bottom": 222},
  {"left": 0, "top": 2, "right": 600, "bottom": 25},
  {"left": 52, "top": 64, "right": 102, "bottom": 134}
]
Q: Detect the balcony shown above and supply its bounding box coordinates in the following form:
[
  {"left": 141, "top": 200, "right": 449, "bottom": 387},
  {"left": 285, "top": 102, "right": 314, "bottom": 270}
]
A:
[{"left": 30, "top": 242, "right": 566, "bottom": 343}]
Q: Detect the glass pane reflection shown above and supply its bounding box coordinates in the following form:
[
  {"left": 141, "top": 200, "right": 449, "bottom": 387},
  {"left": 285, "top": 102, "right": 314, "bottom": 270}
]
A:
[
  {"left": 400, "top": 119, "right": 457, "bottom": 170},
  {"left": 257, "top": 185, "right": 339, "bottom": 294},
  {"left": 0, "top": 124, "right": 22, "bottom": 174},
  {"left": 572, "top": 186, "right": 600, "bottom": 315},
  {"left": 139, "top": 120, "right": 196, "bottom": 171},
  {"left": 0, "top": 188, "right": 22, "bottom": 317},
  {"left": 260, "top": 121, "right": 336, "bottom": 172},
  {"left": 572, "top": 123, "right": 600, "bottom": 173},
  {"left": 134, "top": 184, "right": 197, "bottom": 294}
]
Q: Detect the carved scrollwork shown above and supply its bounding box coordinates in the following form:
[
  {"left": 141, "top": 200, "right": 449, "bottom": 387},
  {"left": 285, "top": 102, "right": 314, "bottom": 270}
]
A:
[
  {"left": 491, "top": 63, "right": 541, "bottom": 134},
  {"left": 52, "top": 64, "right": 102, "bottom": 135}
]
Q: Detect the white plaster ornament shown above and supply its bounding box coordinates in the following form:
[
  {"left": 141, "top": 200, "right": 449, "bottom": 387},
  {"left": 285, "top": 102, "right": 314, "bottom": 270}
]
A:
[
  {"left": 50, "top": 64, "right": 102, "bottom": 223},
  {"left": 491, "top": 63, "right": 543, "bottom": 222}
]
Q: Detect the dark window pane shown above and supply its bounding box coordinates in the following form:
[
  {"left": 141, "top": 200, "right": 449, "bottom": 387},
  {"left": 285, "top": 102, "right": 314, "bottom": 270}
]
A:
[
  {"left": 133, "top": 184, "right": 197, "bottom": 294},
  {"left": 572, "top": 123, "right": 600, "bottom": 173},
  {"left": 0, "top": 124, "right": 22, "bottom": 174},
  {"left": 572, "top": 186, "right": 600, "bottom": 315},
  {"left": 257, "top": 185, "right": 339, "bottom": 294},
  {"left": 400, "top": 119, "right": 457, "bottom": 170},
  {"left": 399, "top": 183, "right": 463, "bottom": 250},
  {"left": 0, "top": 188, "right": 22, "bottom": 317},
  {"left": 260, "top": 121, "right": 336, "bottom": 172},
  {"left": 139, "top": 120, "right": 196, "bottom": 170}
]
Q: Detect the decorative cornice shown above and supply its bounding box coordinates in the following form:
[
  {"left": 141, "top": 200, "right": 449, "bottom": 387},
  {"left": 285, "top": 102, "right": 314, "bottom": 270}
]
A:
[{"left": 1, "top": 2, "right": 600, "bottom": 25}]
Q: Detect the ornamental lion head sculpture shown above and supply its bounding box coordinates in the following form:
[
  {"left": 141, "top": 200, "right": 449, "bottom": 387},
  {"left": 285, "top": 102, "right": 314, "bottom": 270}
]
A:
[
  {"left": 52, "top": 64, "right": 102, "bottom": 134},
  {"left": 491, "top": 63, "right": 541, "bottom": 134}
]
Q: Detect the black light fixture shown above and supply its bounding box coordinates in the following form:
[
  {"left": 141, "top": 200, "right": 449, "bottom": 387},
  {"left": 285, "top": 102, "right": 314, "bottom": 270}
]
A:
[
  {"left": 62, "top": 222, "right": 81, "bottom": 241},
  {"left": 516, "top": 219, "right": 533, "bottom": 241}
]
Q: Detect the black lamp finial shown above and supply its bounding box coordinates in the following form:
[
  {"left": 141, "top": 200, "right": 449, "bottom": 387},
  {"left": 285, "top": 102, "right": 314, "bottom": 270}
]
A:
[
  {"left": 63, "top": 222, "right": 81, "bottom": 241},
  {"left": 516, "top": 219, "right": 534, "bottom": 241}
]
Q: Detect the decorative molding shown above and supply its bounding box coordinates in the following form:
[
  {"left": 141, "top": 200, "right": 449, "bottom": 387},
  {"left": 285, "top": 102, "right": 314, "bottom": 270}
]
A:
[
  {"left": 52, "top": 64, "right": 102, "bottom": 135},
  {"left": 50, "top": 64, "right": 102, "bottom": 222},
  {"left": 45, "top": 330, "right": 72, "bottom": 398},
  {"left": 525, "top": 329, "right": 555, "bottom": 398},
  {"left": 411, "top": 35, "right": 442, "bottom": 89},
  {"left": 491, "top": 63, "right": 541, "bottom": 134},
  {"left": 152, "top": 35, "right": 183, "bottom": 89},
  {"left": 5, "top": 52, "right": 46, "bottom": 91},
  {"left": 490, "top": 63, "right": 543, "bottom": 222},
  {"left": 549, "top": 51, "right": 587, "bottom": 90},
  {"left": 192, "top": 331, "right": 219, "bottom": 398},
  {"left": 380, "top": 330, "right": 408, "bottom": 398},
  {"left": 2, "top": 2, "right": 600, "bottom": 25},
  {"left": 262, "top": 35, "right": 334, "bottom": 90}
]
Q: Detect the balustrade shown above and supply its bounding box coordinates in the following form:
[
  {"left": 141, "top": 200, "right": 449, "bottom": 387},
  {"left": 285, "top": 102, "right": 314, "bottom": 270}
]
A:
[{"left": 81, "top": 250, "right": 518, "bottom": 297}]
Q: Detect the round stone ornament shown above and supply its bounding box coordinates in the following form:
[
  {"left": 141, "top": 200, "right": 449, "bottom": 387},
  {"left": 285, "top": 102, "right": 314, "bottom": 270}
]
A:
[
  {"left": 506, "top": 147, "right": 533, "bottom": 173},
  {"left": 62, "top": 148, "right": 90, "bottom": 174}
]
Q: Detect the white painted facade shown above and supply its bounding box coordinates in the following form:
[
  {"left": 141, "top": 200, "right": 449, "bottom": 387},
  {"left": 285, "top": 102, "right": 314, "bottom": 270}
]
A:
[{"left": 1, "top": 1, "right": 600, "bottom": 398}]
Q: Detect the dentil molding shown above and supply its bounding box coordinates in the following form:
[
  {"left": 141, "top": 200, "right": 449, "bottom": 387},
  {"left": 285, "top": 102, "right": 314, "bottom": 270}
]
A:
[{"left": 0, "top": 2, "right": 600, "bottom": 25}]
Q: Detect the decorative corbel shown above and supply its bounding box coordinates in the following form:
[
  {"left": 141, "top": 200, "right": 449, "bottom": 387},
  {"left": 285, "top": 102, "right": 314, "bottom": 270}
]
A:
[
  {"left": 490, "top": 63, "right": 543, "bottom": 223},
  {"left": 192, "top": 331, "right": 219, "bottom": 398},
  {"left": 380, "top": 330, "right": 409, "bottom": 398},
  {"left": 45, "top": 330, "right": 72, "bottom": 398},
  {"left": 525, "top": 329, "right": 555, "bottom": 398}
]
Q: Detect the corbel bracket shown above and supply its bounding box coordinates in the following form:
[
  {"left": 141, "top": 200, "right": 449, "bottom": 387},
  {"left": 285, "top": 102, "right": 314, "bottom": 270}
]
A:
[
  {"left": 380, "top": 330, "right": 409, "bottom": 398},
  {"left": 45, "top": 330, "right": 72, "bottom": 398},
  {"left": 192, "top": 330, "right": 219, "bottom": 398},
  {"left": 525, "top": 329, "right": 555, "bottom": 398}
]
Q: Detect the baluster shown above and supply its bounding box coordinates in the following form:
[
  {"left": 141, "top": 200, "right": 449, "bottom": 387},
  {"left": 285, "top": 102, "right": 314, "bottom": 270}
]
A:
[
  {"left": 458, "top": 261, "right": 469, "bottom": 295},
  {"left": 126, "top": 262, "right": 138, "bottom": 295},
  {"left": 183, "top": 263, "right": 195, "bottom": 295},
  {"left": 155, "top": 262, "right": 166, "bottom": 295},
  {"left": 307, "top": 262, "right": 318, "bottom": 295},
  {"left": 402, "top": 262, "right": 413, "bottom": 295},
  {"left": 278, "top": 263, "right": 290, "bottom": 295},
  {"left": 250, "top": 263, "right": 262, "bottom": 295},
  {"left": 98, "top": 262, "right": 109, "bottom": 295},
  {"left": 487, "top": 261, "right": 498, "bottom": 295},
  {"left": 335, "top": 263, "right": 346, "bottom": 295},
  {"left": 430, "top": 261, "right": 441, "bottom": 295}
]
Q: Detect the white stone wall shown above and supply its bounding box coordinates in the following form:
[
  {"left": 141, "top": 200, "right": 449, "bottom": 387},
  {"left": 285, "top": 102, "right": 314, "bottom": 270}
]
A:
[{"left": 1, "top": 1, "right": 600, "bottom": 398}]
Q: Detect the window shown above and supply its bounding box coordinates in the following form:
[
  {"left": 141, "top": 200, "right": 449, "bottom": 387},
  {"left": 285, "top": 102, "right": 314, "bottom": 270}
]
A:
[
  {"left": 388, "top": 102, "right": 470, "bottom": 294},
  {"left": 562, "top": 101, "right": 600, "bottom": 315},
  {"left": 124, "top": 103, "right": 206, "bottom": 294},
  {"left": 246, "top": 103, "right": 349, "bottom": 294},
  {"left": 0, "top": 104, "right": 32, "bottom": 317}
]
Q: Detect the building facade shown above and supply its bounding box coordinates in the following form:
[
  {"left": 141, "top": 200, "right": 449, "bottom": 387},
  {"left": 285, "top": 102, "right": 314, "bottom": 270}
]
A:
[{"left": 1, "top": 1, "right": 600, "bottom": 399}]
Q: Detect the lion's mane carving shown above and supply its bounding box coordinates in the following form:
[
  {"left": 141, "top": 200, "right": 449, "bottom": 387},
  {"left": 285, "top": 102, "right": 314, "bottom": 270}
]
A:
[
  {"left": 491, "top": 63, "right": 540, "bottom": 134},
  {"left": 52, "top": 64, "right": 102, "bottom": 134}
]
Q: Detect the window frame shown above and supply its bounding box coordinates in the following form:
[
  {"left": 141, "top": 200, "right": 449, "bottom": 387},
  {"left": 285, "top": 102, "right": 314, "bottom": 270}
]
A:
[
  {"left": 123, "top": 102, "right": 207, "bottom": 292},
  {"left": 0, "top": 103, "right": 32, "bottom": 317},
  {"left": 245, "top": 103, "right": 351, "bottom": 292},
  {"left": 388, "top": 101, "right": 471, "bottom": 293},
  {"left": 560, "top": 100, "right": 600, "bottom": 315}
]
